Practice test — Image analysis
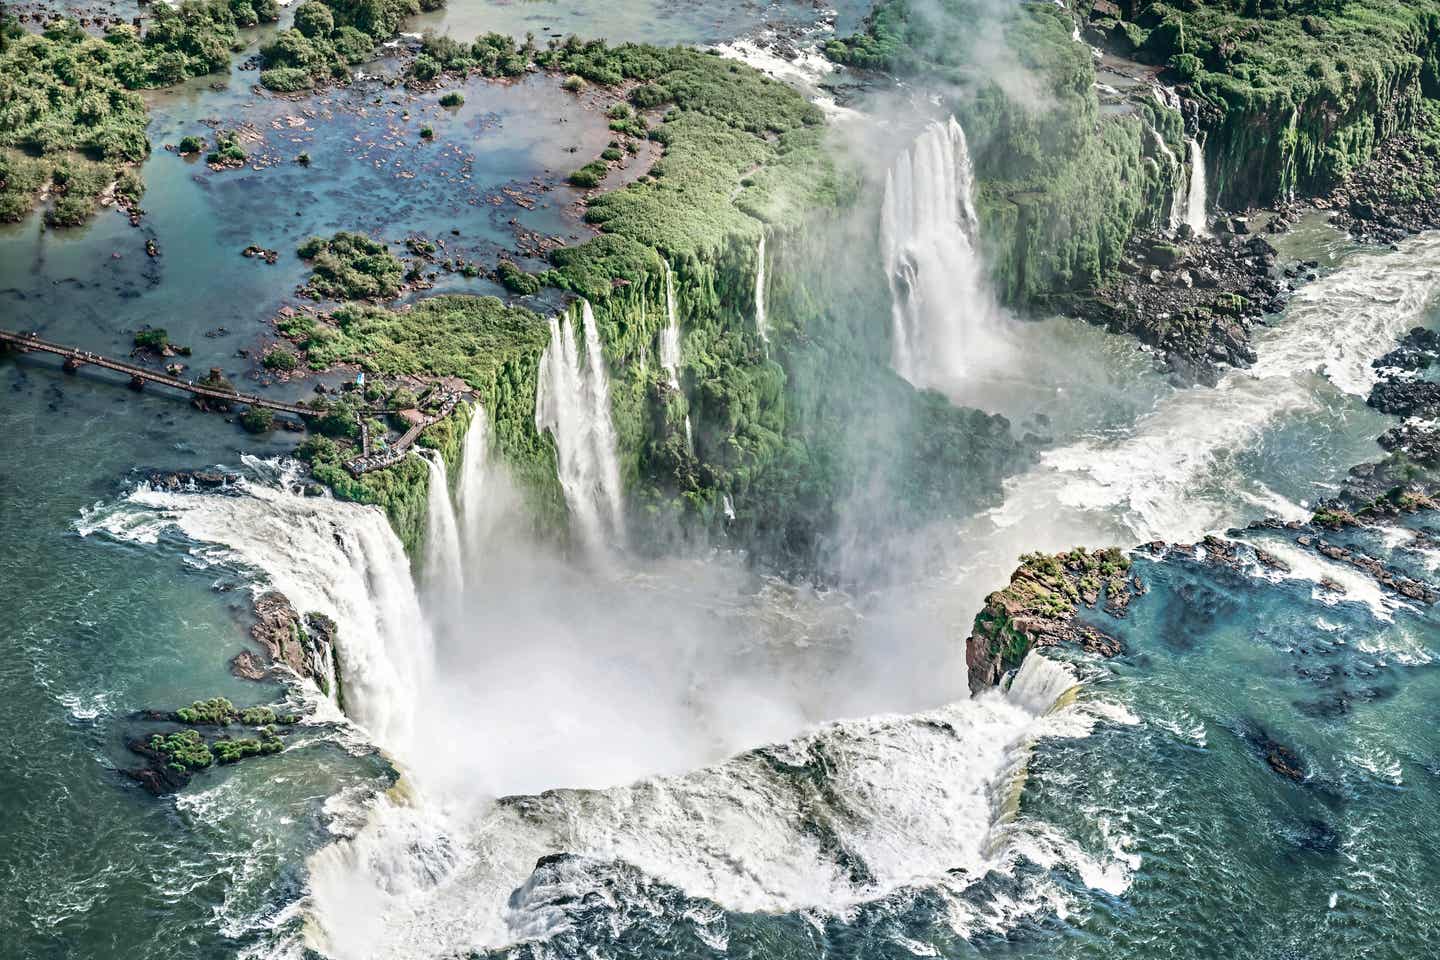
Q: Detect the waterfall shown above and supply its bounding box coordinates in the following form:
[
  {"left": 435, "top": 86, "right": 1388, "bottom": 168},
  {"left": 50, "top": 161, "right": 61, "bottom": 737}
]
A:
[
  {"left": 535, "top": 299, "right": 627, "bottom": 555},
  {"left": 753, "top": 234, "right": 769, "bottom": 343},
  {"left": 457, "top": 403, "right": 493, "bottom": 568},
  {"left": 659, "top": 262, "right": 683, "bottom": 389},
  {"left": 1150, "top": 130, "right": 1183, "bottom": 233},
  {"left": 881, "top": 116, "right": 1003, "bottom": 388},
  {"left": 1185, "top": 137, "right": 1210, "bottom": 236},
  {"left": 1003, "top": 651, "right": 1080, "bottom": 714},
  {"left": 90, "top": 477, "right": 433, "bottom": 752},
  {"left": 420, "top": 449, "right": 464, "bottom": 612},
  {"left": 660, "top": 260, "right": 694, "bottom": 448}
]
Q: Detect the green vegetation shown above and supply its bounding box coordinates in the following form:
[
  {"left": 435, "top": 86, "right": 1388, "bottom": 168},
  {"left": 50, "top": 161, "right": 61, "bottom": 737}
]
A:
[
  {"left": 259, "top": 0, "right": 447, "bottom": 91},
  {"left": 419, "top": 125, "right": 434, "bottom": 139},
  {"left": 826, "top": 1, "right": 1178, "bottom": 304},
  {"left": 297, "top": 231, "right": 404, "bottom": 300},
  {"left": 212, "top": 727, "right": 284, "bottom": 763},
  {"left": 263, "top": 347, "right": 298, "bottom": 371},
  {"left": 241, "top": 406, "right": 276, "bottom": 432},
  {"left": 496, "top": 260, "right": 540, "bottom": 295},
  {"left": 175, "top": 697, "right": 238, "bottom": 725},
  {"left": 1086, "top": 0, "right": 1440, "bottom": 207},
  {"left": 148, "top": 729, "right": 212, "bottom": 771},
  {"left": 439, "top": 90, "right": 464, "bottom": 107},
  {"left": 133, "top": 328, "right": 170, "bottom": 351},
  {"left": 567, "top": 159, "right": 609, "bottom": 188},
  {"left": 206, "top": 129, "right": 247, "bottom": 167},
  {"left": 177, "top": 135, "right": 206, "bottom": 155},
  {"left": 283, "top": 296, "right": 559, "bottom": 546}
]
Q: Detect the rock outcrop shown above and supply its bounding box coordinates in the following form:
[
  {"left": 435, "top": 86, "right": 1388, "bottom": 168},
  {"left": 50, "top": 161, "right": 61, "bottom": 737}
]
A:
[
  {"left": 249, "top": 592, "right": 336, "bottom": 693},
  {"left": 965, "top": 547, "right": 1135, "bottom": 694}
]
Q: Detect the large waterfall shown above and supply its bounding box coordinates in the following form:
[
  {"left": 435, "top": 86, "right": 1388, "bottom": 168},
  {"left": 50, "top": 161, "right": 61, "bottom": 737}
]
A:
[
  {"left": 86, "top": 474, "right": 433, "bottom": 754},
  {"left": 457, "top": 403, "right": 493, "bottom": 568},
  {"left": 535, "top": 299, "right": 627, "bottom": 555},
  {"left": 881, "top": 116, "right": 1003, "bottom": 388},
  {"left": 420, "top": 448, "right": 464, "bottom": 614},
  {"left": 1185, "top": 137, "right": 1210, "bottom": 236}
]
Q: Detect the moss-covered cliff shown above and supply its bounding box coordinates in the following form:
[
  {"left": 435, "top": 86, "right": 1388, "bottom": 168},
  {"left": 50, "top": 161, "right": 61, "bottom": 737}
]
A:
[
  {"left": 284, "top": 40, "right": 1033, "bottom": 576},
  {"left": 830, "top": 1, "right": 1182, "bottom": 305},
  {"left": 1084, "top": 0, "right": 1440, "bottom": 209}
]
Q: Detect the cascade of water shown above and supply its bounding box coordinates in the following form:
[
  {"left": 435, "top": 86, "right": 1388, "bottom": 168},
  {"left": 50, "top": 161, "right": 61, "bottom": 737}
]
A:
[
  {"left": 1186, "top": 137, "right": 1210, "bottom": 236},
  {"left": 753, "top": 234, "right": 769, "bottom": 343},
  {"left": 881, "top": 116, "right": 1003, "bottom": 388},
  {"left": 98, "top": 478, "right": 432, "bottom": 752},
  {"left": 457, "top": 403, "right": 493, "bottom": 569},
  {"left": 660, "top": 262, "right": 683, "bottom": 388},
  {"left": 535, "top": 300, "right": 627, "bottom": 555},
  {"left": 660, "top": 260, "right": 694, "bottom": 448},
  {"left": 1004, "top": 651, "right": 1081, "bottom": 714},
  {"left": 421, "top": 448, "right": 464, "bottom": 611},
  {"left": 1149, "top": 130, "right": 1183, "bottom": 233}
]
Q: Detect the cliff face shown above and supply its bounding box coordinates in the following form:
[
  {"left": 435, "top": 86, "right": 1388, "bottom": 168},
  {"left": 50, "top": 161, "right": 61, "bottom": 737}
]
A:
[{"left": 1085, "top": 0, "right": 1440, "bottom": 210}]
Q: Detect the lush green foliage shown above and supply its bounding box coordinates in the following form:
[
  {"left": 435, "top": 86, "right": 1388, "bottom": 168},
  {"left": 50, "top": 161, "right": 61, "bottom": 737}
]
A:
[
  {"left": 287, "top": 297, "right": 562, "bottom": 545},
  {"left": 0, "top": 4, "right": 257, "bottom": 222},
  {"left": 827, "top": 1, "right": 1178, "bottom": 303},
  {"left": 1091, "top": 0, "right": 1440, "bottom": 206},
  {"left": 297, "top": 231, "right": 404, "bottom": 300},
  {"left": 148, "top": 729, "right": 212, "bottom": 770},
  {"left": 260, "top": 0, "right": 446, "bottom": 90},
  {"left": 175, "top": 697, "right": 237, "bottom": 724},
  {"left": 495, "top": 260, "right": 540, "bottom": 295}
]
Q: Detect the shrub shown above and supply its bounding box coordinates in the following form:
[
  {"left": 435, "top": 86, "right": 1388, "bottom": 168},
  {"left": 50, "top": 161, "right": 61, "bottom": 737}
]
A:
[
  {"left": 419, "top": 126, "right": 434, "bottom": 139},
  {"left": 409, "top": 53, "right": 440, "bottom": 82},
  {"left": 263, "top": 349, "right": 296, "bottom": 371},
  {"left": 568, "top": 160, "right": 609, "bottom": 188},
  {"left": 496, "top": 260, "right": 540, "bottom": 295},
  {"left": 600, "top": 146, "right": 622, "bottom": 161},
  {"left": 177, "top": 135, "right": 205, "bottom": 154},
  {"left": 439, "top": 91, "right": 464, "bottom": 107},
  {"left": 176, "top": 697, "right": 237, "bottom": 724},
  {"left": 134, "top": 328, "right": 169, "bottom": 350},
  {"left": 260, "top": 66, "right": 314, "bottom": 91},
  {"left": 297, "top": 231, "right": 404, "bottom": 300},
  {"left": 241, "top": 407, "right": 276, "bottom": 432},
  {"left": 293, "top": 0, "right": 334, "bottom": 39},
  {"left": 149, "top": 729, "right": 213, "bottom": 770},
  {"left": 562, "top": 73, "right": 585, "bottom": 91}
]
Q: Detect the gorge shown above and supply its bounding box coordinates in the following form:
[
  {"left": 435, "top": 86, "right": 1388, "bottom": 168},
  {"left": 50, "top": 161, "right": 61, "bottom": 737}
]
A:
[{"left": 3, "top": 0, "right": 1440, "bottom": 958}]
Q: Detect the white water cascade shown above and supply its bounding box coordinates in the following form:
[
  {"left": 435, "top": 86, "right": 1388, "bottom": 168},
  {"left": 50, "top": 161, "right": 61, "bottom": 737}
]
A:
[
  {"left": 535, "top": 299, "right": 627, "bottom": 556},
  {"left": 881, "top": 116, "right": 1005, "bottom": 389},
  {"left": 753, "top": 234, "right": 769, "bottom": 343},
  {"left": 1150, "top": 130, "right": 1183, "bottom": 233},
  {"left": 457, "top": 403, "right": 494, "bottom": 568},
  {"left": 1185, "top": 137, "right": 1210, "bottom": 236},
  {"left": 420, "top": 448, "right": 464, "bottom": 615},
  {"left": 659, "top": 260, "right": 694, "bottom": 448},
  {"left": 79, "top": 473, "right": 433, "bottom": 754},
  {"left": 303, "top": 649, "right": 1132, "bottom": 960}
]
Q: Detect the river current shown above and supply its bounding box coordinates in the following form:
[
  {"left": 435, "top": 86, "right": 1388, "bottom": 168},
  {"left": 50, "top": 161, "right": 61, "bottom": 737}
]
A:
[{"left": 2, "top": 3, "right": 1440, "bottom": 960}]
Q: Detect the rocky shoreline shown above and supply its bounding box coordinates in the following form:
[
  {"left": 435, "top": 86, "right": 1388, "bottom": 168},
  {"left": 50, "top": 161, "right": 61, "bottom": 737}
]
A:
[{"left": 1055, "top": 229, "right": 1289, "bottom": 385}]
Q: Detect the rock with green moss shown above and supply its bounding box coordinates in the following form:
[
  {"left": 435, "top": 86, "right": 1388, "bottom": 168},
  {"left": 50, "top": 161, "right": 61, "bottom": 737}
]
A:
[{"left": 966, "top": 547, "right": 1133, "bottom": 692}]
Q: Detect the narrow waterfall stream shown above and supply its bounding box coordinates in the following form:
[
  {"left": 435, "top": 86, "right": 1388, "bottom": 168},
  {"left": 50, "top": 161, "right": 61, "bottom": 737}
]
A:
[{"left": 1186, "top": 137, "right": 1210, "bottom": 235}]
